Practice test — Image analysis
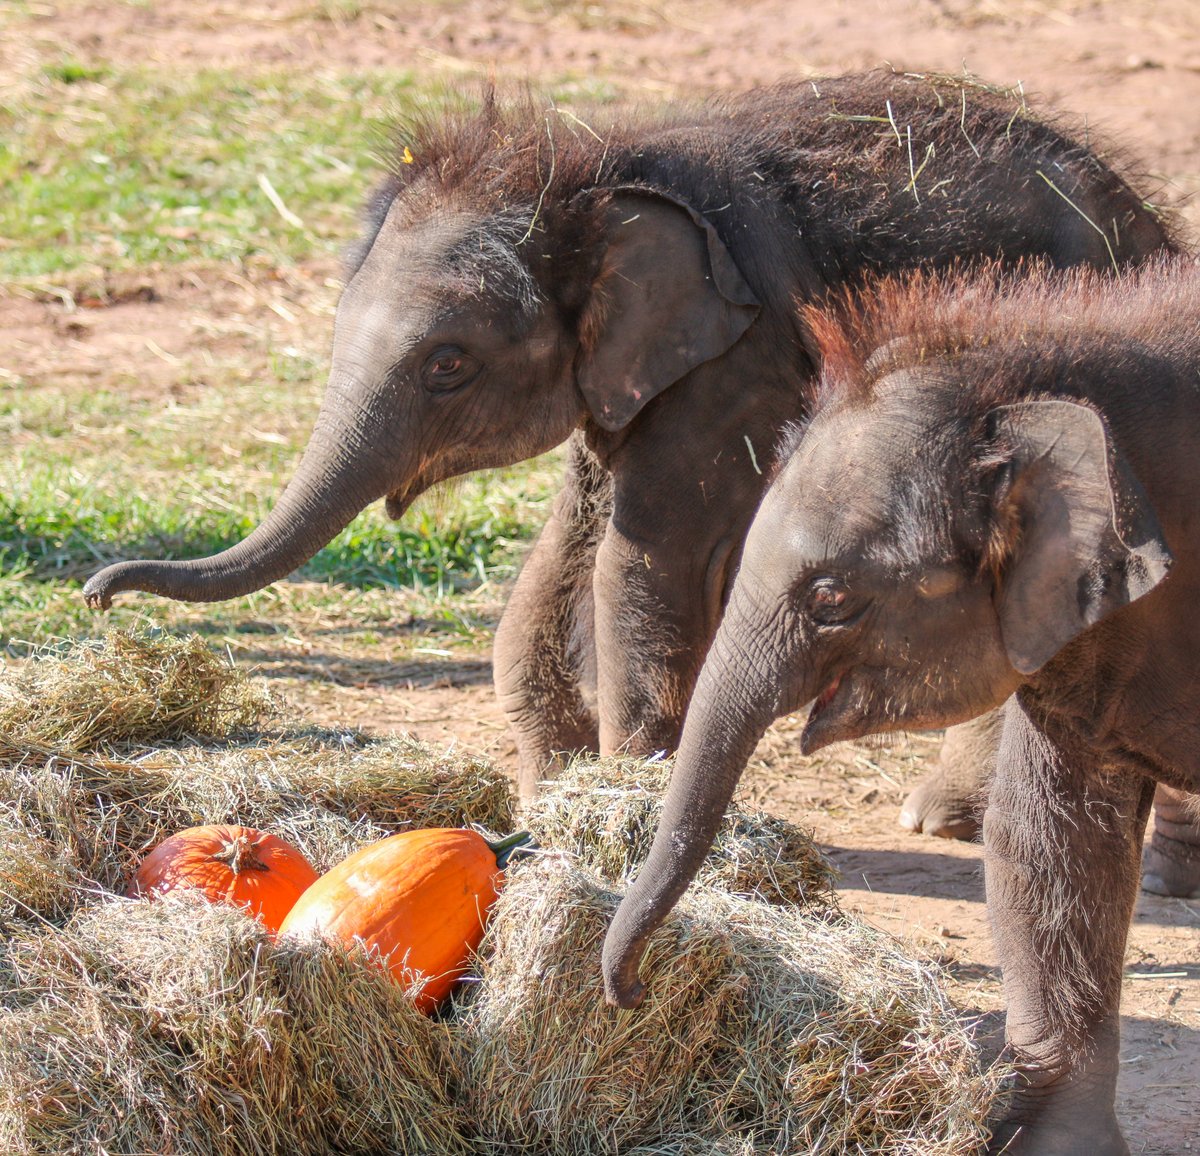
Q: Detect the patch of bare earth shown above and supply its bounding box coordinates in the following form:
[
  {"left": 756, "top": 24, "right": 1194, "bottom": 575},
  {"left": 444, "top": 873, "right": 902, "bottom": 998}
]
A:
[
  {"left": 1, "top": 260, "right": 337, "bottom": 406},
  {"left": 3, "top": 1, "right": 1197, "bottom": 1151}
]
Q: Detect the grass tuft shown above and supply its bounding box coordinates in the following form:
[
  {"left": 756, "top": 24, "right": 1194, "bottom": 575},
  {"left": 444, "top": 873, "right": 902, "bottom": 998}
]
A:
[{"left": 0, "top": 630, "right": 268, "bottom": 753}]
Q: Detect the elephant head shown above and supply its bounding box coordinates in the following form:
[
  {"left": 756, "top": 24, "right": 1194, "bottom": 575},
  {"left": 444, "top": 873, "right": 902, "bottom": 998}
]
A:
[
  {"left": 83, "top": 179, "right": 758, "bottom": 609},
  {"left": 602, "top": 363, "right": 1171, "bottom": 1008}
]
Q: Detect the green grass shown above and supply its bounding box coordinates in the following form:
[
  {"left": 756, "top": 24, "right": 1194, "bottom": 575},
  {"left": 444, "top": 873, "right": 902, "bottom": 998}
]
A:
[
  {"left": 0, "top": 46, "right": 573, "bottom": 658},
  {"left": 0, "top": 55, "right": 618, "bottom": 285},
  {"left": 1, "top": 365, "right": 560, "bottom": 587},
  {"left": 0, "top": 63, "right": 421, "bottom": 281},
  {"left": 0, "top": 434, "right": 562, "bottom": 651},
  {"left": 0, "top": 477, "right": 541, "bottom": 590}
]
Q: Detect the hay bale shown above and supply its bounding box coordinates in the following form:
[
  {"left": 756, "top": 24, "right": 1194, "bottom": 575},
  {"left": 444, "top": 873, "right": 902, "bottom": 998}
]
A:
[
  {"left": 524, "top": 758, "right": 836, "bottom": 908},
  {"left": 0, "top": 827, "right": 81, "bottom": 925},
  {"left": 0, "top": 631, "right": 268, "bottom": 754},
  {"left": 457, "top": 859, "right": 999, "bottom": 1155},
  {"left": 0, "top": 891, "right": 467, "bottom": 1156},
  {"left": 0, "top": 730, "right": 514, "bottom": 931}
]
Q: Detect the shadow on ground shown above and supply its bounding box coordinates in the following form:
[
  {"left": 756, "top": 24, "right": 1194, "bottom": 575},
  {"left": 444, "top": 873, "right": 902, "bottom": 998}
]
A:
[{"left": 825, "top": 843, "right": 984, "bottom": 902}]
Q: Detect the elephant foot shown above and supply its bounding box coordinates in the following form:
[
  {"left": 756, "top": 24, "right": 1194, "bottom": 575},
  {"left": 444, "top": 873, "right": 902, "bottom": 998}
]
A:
[
  {"left": 985, "top": 1033, "right": 1127, "bottom": 1156},
  {"left": 898, "top": 769, "right": 981, "bottom": 841},
  {"left": 987, "top": 1121, "right": 1128, "bottom": 1156},
  {"left": 898, "top": 711, "right": 999, "bottom": 841},
  {"left": 1141, "top": 832, "right": 1200, "bottom": 898},
  {"left": 1141, "top": 784, "right": 1200, "bottom": 898},
  {"left": 986, "top": 1109, "right": 1128, "bottom": 1156}
]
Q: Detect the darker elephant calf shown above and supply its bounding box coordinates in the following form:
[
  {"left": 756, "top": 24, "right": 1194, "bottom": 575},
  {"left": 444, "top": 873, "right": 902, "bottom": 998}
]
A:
[
  {"left": 603, "top": 258, "right": 1200, "bottom": 1155},
  {"left": 82, "top": 71, "right": 1174, "bottom": 808}
]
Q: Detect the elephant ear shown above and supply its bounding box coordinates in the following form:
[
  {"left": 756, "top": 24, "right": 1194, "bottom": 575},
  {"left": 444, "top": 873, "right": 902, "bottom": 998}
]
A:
[
  {"left": 577, "top": 188, "right": 760, "bottom": 431},
  {"left": 991, "top": 399, "right": 1172, "bottom": 675}
]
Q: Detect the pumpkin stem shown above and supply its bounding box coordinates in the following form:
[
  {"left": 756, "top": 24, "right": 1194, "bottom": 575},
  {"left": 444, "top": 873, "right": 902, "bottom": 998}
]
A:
[
  {"left": 211, "top": 832, "right": 270, "bottom": 874},
  {"left": 487, "top": 830, "right": 534, "bottom": 869}
]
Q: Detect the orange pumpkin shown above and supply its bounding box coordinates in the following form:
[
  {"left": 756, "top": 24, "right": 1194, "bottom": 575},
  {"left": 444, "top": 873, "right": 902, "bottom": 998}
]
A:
[
  {"left": 127, "top": 824, "right": 320, "bottom": 933},
  {"left": 278, "top": 827, "right": 531, "bottom": 1013}
]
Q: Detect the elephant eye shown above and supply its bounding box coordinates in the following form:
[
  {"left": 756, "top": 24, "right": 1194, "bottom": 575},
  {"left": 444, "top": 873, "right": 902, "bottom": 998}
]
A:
[
  {"left": 805, "top": 577, "right": 858, "bottom": 625},
  {"left": 422, "top": 347, "right": 479, "bottom": 392}
]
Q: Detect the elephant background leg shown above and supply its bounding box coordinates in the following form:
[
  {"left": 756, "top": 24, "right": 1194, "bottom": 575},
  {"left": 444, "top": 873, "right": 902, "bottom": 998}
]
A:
[
  {"left": 590, "top": 505, "right": 745, "bottom": 761},
  {"left": 1142, "top": 783, "right": 1200, "bottom": 898},
  {"left": 493, "top": 434, "right": 609, "bottom": 799},
  {"left": 898, "top": 706, "right": 1004, "bottom": 840},
  {"left": 901, "top": 714, "right": 1200, "bottom": 901}
]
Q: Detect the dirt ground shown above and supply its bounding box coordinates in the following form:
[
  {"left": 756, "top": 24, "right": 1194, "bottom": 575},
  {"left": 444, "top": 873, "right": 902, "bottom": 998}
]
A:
[{"left": 4, "top": 1, "right": 1198, "bottom": 1151}]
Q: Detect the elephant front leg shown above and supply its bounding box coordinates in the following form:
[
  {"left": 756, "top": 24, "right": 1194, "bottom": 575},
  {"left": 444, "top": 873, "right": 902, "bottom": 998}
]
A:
[
  {"left": 1142, "top": 783, "right": 1200, "bottom": 898},
  {"left": 591, "top": 523, "right": 734, "bottom": 760},
  {"left": 493, "top": 437, "right": 609, "bottom": 799},
  {"left": 983, "top": 703, "right": 1153, "bottom": 1156}
]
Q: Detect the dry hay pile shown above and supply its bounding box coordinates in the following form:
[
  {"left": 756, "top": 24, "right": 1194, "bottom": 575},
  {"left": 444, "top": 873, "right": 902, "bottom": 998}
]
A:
[
  {"left": 0, "top": 631, "right": 268, "bottom": 754},
  {"left": 0, "top": 892, "right": 465, "bottom": 1156},
  {"left": 457, "top": 859, "right": 998, "bottom": 1156},
  {"left": 0, "top": 732, "right": 515, "bottom": 928},
  {"left": 0, "top": 866, "right": 1001, "bottom": 1156},
  {"left": 0, "top": 631, "right": 1002, "bottom": 1154},
  {"left": 0, "top": 632, "right": 513, "bottom": 927},
  {"left": 524, "top": 757, "right": 836, "bottom": 908}
]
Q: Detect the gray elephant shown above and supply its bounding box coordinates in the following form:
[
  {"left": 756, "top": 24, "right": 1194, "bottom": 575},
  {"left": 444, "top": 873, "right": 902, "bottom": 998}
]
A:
[
  {"left": 602, "top": 259, "right": 1200, "bottom": 1154},
  {"left": 82, "top": 72, "right": 1197, "bottom": 889}
]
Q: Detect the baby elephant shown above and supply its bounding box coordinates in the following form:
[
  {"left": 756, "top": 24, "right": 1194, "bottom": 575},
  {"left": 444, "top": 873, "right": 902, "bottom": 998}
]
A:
[{"left": 602, "top": 258, "right": 1200, "bottom": 1155}]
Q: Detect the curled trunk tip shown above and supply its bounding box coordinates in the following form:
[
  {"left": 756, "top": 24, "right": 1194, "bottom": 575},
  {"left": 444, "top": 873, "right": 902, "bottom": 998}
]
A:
[
  {"left": 602, "top": 933, "right": 648, "bottom": 1009},
  {"left": 83, "top": 567, "right": 127, "bottom": 610},
  {"left": 79, "top": 421, "right": 397, "bottom": 609}
]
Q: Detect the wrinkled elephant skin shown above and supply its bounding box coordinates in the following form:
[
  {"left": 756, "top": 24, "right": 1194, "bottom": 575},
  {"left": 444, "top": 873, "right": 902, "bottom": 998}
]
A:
[{"left": 604, "top": 261, "right": 1200, "bottom": 1153}]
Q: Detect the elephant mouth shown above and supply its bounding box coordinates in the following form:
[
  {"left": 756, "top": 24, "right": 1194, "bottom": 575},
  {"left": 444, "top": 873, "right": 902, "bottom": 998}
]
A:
[
  {"left": 800, "top": 670, "right": 851, "bottom": 754},
  {"left": 801, "top": 666, "right": 952, "bottom": 754},
  {"left": 385, "top": 486, "right": 416, "bottom": 521},
  {"left": 810, "top": 674, "right": 842, "bottom": 719}
]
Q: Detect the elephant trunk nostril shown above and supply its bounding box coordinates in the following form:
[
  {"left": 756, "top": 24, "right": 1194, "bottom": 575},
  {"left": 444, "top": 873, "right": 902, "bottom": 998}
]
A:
[
  {"left": 82, "top": 576, "right": 112, "bottom": 610},
  {"left": 602, "top": 921, "right": 652, "bottom": 1010},
  {"left": 605, "top": 978, "right": 646, "bottom": 1010}
]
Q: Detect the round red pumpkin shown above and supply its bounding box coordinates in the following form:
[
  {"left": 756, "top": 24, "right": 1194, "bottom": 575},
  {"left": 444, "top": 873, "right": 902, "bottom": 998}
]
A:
[
  {"left": 127, "top": 824, "right": 319, "bottom": 933},
  {"left": 277, "top": 827, "right": 530, "bottom": 1013}
]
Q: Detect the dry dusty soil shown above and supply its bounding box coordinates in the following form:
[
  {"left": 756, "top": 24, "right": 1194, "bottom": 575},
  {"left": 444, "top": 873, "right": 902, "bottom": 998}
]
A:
[{"left": 3, "top": 1, "right": 1199, "bottom": 1152}]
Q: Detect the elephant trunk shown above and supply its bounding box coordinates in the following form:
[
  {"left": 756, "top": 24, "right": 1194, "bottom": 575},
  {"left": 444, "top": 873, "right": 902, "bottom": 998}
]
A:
[
  {"left": 601, "top": 592, "right": 787, "bottom": 1008},
  {"left": 84, "top": 377, "right": 401, "bottom": 609}
]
